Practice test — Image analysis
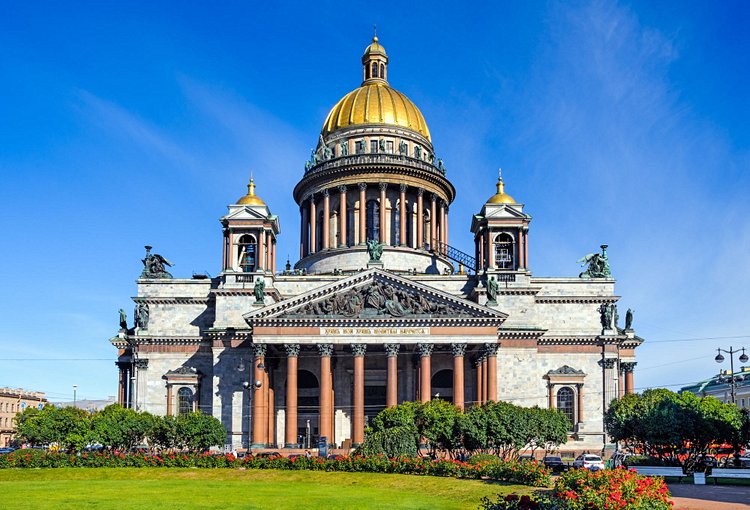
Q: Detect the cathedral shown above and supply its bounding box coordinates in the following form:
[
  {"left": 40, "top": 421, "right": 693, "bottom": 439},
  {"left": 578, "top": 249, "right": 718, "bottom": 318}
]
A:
[{"left": 112, "top": 36, "right": 642, "bottom": 453}]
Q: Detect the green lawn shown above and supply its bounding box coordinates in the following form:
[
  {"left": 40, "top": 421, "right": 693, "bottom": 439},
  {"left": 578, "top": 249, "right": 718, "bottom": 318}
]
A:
[{"left": 0, "top": 468, "right": 532, "bottom": 509}]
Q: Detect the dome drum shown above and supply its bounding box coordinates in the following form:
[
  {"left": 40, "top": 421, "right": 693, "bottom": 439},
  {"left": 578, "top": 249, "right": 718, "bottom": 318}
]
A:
[{"left": 295, "top": 244, "right": 454, "bottom": 276}]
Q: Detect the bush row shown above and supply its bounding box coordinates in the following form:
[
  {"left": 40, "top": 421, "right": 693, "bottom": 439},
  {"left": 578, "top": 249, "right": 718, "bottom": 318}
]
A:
[
  {"left": 0, "top": 450, "right": 551, "bottom": 487},
  {"left": 480, "top": 467, "right": 671, "bottom": 510}
]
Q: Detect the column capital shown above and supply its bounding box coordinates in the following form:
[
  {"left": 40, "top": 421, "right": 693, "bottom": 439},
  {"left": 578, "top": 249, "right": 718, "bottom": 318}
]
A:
[
  {"left": 417, "top": 187, "right": 425, "bottom": 197},
  {"left": 323, "top": 188, "right": 330, "bottom": 197},
  {"left": 253, "top": 343, "right": 267, "bottom": 358},
  {"left": 416, "top": 343, "right": 434, "bottom": 357},
  {"left": 284, "top": 343, "right": 300, "bottom": 357},
  {"left": 430, "top": 193, "right": 437, "bottom": 203},
  {"left": 599, "top": 357, "right": 617, "bottom": 369},
  {"left": 484, "top": 343, "right": 499, "bottom": 356},
  {"left": 621, "top": 361, "right": 637, "bottom": 373},
  {"left": 451, "top": 343, "right": 467, "bottom": 357},
  {"left": 358, "top": 182, "right": 367, "bottom": 191},
  {"left": 134, "top": 358, "right": 149, "bottom": 370},
  {"left": 317, "top": 343, "right": 334, "bottom": 357},
  {"left": 338, "top": 185, "right": 347, "bottom": 193},
  {"left": 379, "top": 182, "right": 388, "bottom": 192},
  {"left": 384, "top": 343, "right": 400, "bottom": 357},
  {"left": 350, "top": 343, "right": 367, "bottom": 357},
  {"left": 400, "top": 183, "right": 408, "bottom": 193},
  {"left": 473, "top": 353, "right": 486, "bottom": 366}
]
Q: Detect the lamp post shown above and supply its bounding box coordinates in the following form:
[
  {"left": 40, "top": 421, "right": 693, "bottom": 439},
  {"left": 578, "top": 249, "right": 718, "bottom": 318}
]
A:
[
  {"left": 73, "top": 385, "right": 78, "bottom": 408},
  {"left": 242, "top": 362, "right": 264, "bottom": 449},
  {"left": 715, "top": 346, "right": 748, "bottom": 404}
]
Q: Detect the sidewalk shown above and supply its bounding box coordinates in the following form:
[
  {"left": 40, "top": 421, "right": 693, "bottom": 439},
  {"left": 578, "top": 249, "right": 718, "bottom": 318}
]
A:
[{"left": 669, "top": 483, "right": 750, "bottom": 510}]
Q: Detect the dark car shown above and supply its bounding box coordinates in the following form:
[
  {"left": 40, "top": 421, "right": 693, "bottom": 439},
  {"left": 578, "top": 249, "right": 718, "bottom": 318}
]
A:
[
  {"left": 518, "top": 454, "right": 535, "bottom": 463},
  {"left": 543, "top": 455, "right": 568, "bottom": 473}
]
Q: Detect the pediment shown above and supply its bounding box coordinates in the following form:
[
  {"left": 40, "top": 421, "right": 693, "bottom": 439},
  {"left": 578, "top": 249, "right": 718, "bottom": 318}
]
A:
[
  {"left": 223, "top": 205, "right": 274, "bottom": 222},
  {"left": 244, "top": 269, "right": 507, "bottom": 322},
  {"left": 483, "top": 204, "right": 528, "bottom": 220}
]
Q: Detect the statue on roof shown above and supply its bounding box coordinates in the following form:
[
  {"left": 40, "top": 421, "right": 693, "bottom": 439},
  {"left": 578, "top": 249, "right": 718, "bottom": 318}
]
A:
[
  {"left": 140, "top": 246, "right": 173, "bottom": 279},
  {"left": 339, "top": 140, "right": 349, "bottom": 156},
  {"left": 487, "top": 276, "right": 498, "bottom": 305},
  {"left": 135, "top": 302, "right": 149, "bottom": 330},
  {"left": 625, "top": 308, "right": 634, "bottom": 330},
  {"left": 253, "top": 277, "right": 265, "bottom": 304},
  {"left": 578, "top": 245, "right": 611, "bottom": 279},
  {"left": 119, "top": 309, "right": 128, "bottom": 331},
  {"left": 366, "top": 239, "right": 384, "bottom": 262}
]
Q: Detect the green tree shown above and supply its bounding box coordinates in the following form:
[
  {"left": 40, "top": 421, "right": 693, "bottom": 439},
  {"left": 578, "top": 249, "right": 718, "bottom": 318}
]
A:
[
  {"left": 15, "top": 405, "right": 90, "bottom": 452},
  {"left": 176, "top": 412, "right": 227, "bottom": 451},
  {"left": 90, "top": 405, "right": 153, "bottom": 451},
  {"left": 458, "top": 405, "right": 488, "bottom": 452},
  {"left": 150, "top": 415, "right": 179, "bottom": 451},
  {"left": 415, "top": 399, "right": 461, "bottom": 456}
]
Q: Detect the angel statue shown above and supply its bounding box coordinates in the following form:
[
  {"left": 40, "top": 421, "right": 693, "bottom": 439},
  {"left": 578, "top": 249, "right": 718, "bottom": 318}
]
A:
[
  {"left": 366, "top": 239, "right": 384, "bottom": 262},
  {"left": 577, "top": 244, "right": 611, "bottom": 279},
  {"left": 140, "top": 246, "right": 173, "bottom": 279}
]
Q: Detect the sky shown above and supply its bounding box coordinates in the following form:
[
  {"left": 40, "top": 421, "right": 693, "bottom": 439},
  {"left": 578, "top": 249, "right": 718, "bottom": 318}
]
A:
[{"left": 1, "top": 0, "right": 748, "bottom": 403}]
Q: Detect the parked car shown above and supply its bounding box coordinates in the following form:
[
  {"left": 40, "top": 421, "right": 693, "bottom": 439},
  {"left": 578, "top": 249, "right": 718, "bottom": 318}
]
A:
[
  {"left": 518, "top": 454, "right": 535, "bottom": 463},
  {"left": 610, "top": 451, "right": 634, "bottom": 468},
  {"left": 543, "top": 455, "right": 569, "bottom": 473},
  {"left": 573, "top": 454, "right": 605, "bottom": 471},
  {"left": 0, "top": 447, "right": 16, "bottom": 455}
]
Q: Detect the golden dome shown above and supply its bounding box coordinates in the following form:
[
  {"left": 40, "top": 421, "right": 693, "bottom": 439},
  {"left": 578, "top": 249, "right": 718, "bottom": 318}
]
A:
[
  {"left": 487, "top": 175, "right": 516, "bottom": 204},
  {"left": 321, "top": 82, "right": 431, "bottom": 141},
  {"left": 237, "top": 178, "right": 266, "bottom": 206},
  {"left": 363, "top": 35, "right": 386, "bottom": 57}
]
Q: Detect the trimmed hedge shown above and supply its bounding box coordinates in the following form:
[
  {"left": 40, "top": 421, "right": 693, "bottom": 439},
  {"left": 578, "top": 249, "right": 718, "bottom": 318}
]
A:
[{"left": 0, "top": 450, "right": 551, "bottom": 487}]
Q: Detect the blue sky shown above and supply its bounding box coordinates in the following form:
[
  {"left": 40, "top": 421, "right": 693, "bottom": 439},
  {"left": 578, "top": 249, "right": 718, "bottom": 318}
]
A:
[{"left": 1, "top": 1, "right": 748, "bottom": 402}]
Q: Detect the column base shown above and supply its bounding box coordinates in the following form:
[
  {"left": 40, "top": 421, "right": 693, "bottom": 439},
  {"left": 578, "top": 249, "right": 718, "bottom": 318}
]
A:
[
  {"left": 351, "top": 442, "right": 362, "bottom": 449},
  {"left": 284, "top": 443, "right": 301, "bottom": 449},
  {"left": 250, "top": 443, "right": 268, "bottom": 449}
]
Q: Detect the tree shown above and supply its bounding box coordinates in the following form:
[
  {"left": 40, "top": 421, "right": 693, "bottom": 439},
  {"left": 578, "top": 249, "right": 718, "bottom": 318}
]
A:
[
  {"left": 150, "top": 415, "right": 179, "bottom": 451},
  {"left": 175, "top": 412, "right": 227, "bottom": 451},
  {"left": 90, "top": 405, "right": 153, "bottom": 451},
  {"left": 15, "top": 405, "right": 90, "bottom": 451},
  {"left": 415, "top": 399, "right": 461, "bottom": 456},
  {"left": 458, "top": 405, "right": 488, "bottom": 452}
]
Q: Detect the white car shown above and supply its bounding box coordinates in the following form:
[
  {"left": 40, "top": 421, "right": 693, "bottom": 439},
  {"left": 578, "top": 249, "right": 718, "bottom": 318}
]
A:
[{"left": 573, "top": 454, "right": 606, "bottom": 471}]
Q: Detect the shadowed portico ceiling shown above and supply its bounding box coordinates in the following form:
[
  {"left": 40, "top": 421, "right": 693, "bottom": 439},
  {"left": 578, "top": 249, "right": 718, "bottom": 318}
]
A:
[{"left": 243, "top": 268, "right": 507, "bottom": 327}]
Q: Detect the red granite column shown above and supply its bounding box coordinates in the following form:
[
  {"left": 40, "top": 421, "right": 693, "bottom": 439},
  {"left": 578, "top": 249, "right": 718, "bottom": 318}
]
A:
[
  {"left": 524, "top": 228, "right": 529, "bottom": 269},
  {"left": 318, "top": 344, "right": 333, "bottom": 443},
  {"left": 399, "top": 184, "right": 407, "bottom": 246},
  {"left": 417, "top": 188, "right": 424, "bottom": 249},
  {"left": 430, "top": 195, "right": 437, "bottom": 248},
  {"left": 439, "top": 200, "right": 446, "bottom": 245},
  {"left": 481, "top": 355, "right": 488, "bottom": 404},
  {"left": 284, "top": 344, "right": 300, "bottom": 447},
  {"left": 475, "top": 356, "right": 483, "bottom": 405},
  {"left": 379, "top": 183, "right": 387, "bottom": 244},
  {"left": 451, "top": 343, "right": 466, "bottom": 410},
  {"left": 418, "top": 343, "right": 433, "bottom": 403},
  {"left": 385, "top": 344, "right": 400, "bottom": 407},
  {"left": 351, "top": 344, "right": 366, "bottom": 445},
  {"left": 309, "top": 196, "right": 317, "bottom": 254},
  {"left": 323, "top": 190, "right": 330, "bottom": 250},
  {"left": 251, "top": 344, "right": 267, "bottom": 447},
  {"left": 486, "top": 344, "right": 498, "bottom": 402},
  {"left": 339, "top": 185, "right": 347, "bottom": 247},
  {"left": 623, "top": 362, "right": 636, "bottom": 394}
]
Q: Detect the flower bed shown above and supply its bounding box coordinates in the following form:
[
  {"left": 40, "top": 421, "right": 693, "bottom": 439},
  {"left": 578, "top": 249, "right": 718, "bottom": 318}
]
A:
[
  {"left": 0, "top": 450, "right": 550, "bottom": 486},
  {"left": 480, "top": 467, "right": 672, "bottom": 509}
]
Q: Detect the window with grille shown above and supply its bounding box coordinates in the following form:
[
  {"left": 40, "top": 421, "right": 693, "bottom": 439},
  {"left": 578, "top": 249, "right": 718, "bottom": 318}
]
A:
[
  {"left": 178, "top": 387, "right": 194, "bottom": 415},
  {"left": 556, "top": 387, "right": 575, "bottom": 430}
]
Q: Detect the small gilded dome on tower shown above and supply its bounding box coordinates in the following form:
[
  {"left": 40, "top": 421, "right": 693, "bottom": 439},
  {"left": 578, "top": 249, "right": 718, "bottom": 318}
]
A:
[
  {"left": 487, "top": 169, "right": 516, "bottom": 204},
  {"left": 237, "top": 177, "right": 267, "bottom": 206},
  {"left": 363, "top": 35, "right": 387, "bottom": 57}
]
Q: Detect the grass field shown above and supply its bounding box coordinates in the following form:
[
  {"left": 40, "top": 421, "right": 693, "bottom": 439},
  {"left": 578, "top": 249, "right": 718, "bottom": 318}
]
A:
[{"left": 0, "top": 468, "right": 533, "bottom": 509}]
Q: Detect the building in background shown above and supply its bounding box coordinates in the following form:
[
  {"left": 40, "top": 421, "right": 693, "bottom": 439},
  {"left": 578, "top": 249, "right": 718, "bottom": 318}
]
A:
[
  {"left": 0, "top": 388, "right": 46, "bottom": 447},
  {"left": 111, "top": 36, "right": 643, "bottom": 452},
  {"left": 681, "top": 367, "right": 750, "bottom": 409}
]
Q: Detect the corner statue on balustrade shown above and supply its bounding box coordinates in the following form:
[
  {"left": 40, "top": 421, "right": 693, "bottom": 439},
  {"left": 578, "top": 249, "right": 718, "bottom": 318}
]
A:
[
  {"left": 366, "top": 239, "right": 384, "bottom": 262},
  {"left": 577, "top": 244, "right": 611, "bottom": 279},
  {"left": 140, "top": 245, "right": 173, "bottom": 279},
  {"left": 254, "top": 278, "right": 265, "bottom": 304},
  {"left": 487, "top": 276, "right": 498, "bottom": 305}
]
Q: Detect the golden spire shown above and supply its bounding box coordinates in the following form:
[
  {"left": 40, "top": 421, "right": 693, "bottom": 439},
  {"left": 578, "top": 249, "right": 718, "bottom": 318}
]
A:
[
  {"left": 237, "top": 175, "right": 267, "bottom": 206},
  {"left": 487, "top": 167, "right": 516, "bottom": 204}
]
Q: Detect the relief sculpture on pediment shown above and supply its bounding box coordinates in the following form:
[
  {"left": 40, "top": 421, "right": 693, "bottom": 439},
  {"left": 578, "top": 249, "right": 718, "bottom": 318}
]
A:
[{"left": 294, "top": 281, "right": 459, "bottom": 318}]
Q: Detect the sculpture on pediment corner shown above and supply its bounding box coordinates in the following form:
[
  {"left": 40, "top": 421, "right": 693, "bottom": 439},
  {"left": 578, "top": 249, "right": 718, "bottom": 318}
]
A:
[
  {"left": 578, "top": 244, "right": 611, "bottom": 279},
  {"left": 625, "top": 308, "right": 634, "bottom": 330},
  {"left": 253, "top": 278, "right": 265, "bottom": 304},
  {"left": 141, "top": 246, "right": 173, "bottom": 279},
  {"left": 487, "top": 276, "right": 498, "bottom": 304},
  {"left": 134, "top": 302, "right": 149, "bottom": 330},
  {"left": 366, "top": 239, "right": 384, "bottom": 262},
  {"left": 119, "top": 309, "right": 128, "bottom": 331}
]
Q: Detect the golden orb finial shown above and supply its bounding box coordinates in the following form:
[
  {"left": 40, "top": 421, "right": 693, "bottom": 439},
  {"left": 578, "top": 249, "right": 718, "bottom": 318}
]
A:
[
  {"left": 237, "top": 175, "right": 267, "bottom": 206},
  {"left": 487, "top": 167, "right": 516, "bottom": 204}
]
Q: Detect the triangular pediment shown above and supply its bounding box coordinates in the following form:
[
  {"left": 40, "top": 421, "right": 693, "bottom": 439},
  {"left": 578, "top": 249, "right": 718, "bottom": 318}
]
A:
[
  {"left": 244, "top": 269, "right": 507, "bottom": 322},
  {"left": 222, "top": 205, "right": 274, "bottom": 222},
  {"left": 483, "top": 204, "right": 528, "bottom": 220}
]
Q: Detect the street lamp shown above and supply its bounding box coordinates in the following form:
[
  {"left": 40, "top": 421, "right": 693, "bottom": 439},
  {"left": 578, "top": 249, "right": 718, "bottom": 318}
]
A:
[
  {"left": 715, "top": 346, "right": 748, "bottom": 404},
  {"left": 73, "top": 385, "right": 78, "bottom": 408},
  {"left": 242, "top": 377, "right": 263, "bottom": 449}
]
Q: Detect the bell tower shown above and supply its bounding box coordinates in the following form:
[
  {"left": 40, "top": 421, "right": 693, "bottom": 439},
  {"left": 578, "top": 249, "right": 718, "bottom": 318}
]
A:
[{"left": 470, "top": 170, "right": 531, "bottom": 273}]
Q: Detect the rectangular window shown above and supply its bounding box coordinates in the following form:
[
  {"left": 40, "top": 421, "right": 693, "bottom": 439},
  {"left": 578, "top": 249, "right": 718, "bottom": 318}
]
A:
[
  {"left": 370, "top": 140, "right": 378, "bottom": 153},
  {"left": 356, "top": 140, "right": 365, "bottom": 154},
  {"left": 386, "top": 140, "right": 394, "bottom": 153}
]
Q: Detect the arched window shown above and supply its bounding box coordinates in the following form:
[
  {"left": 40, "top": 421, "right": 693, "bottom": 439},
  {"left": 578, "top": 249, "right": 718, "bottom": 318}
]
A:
[
  {"left": 371, "top": 62, "right": 378, "bottom": 78},
  {"left": 380, "top": 63, "right": 385, "bottom": 80},
  {"left": 494, "top": 233, "right": 514, "bottom": 269},
  {"left": 366, "top": 200, "right": 380, "bottom": 241},
  {"left": 556, "top": 387, "right": 575, "bottom": 430},
  {"left": 178, "top": 387, "right": 194, "bottom": 415},
  {"left": 238, "top": 234, "right": 257, "bottom": 272}
]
